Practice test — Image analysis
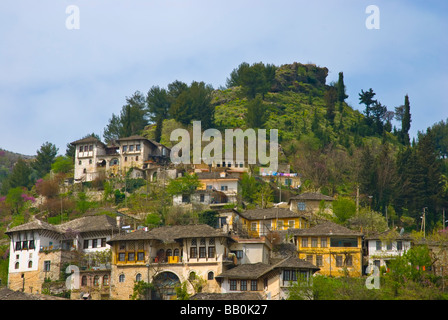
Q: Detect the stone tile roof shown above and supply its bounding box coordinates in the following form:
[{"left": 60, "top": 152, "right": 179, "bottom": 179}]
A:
[
  {"left": 5, "top": 218, "right": 60, "bottom": 235},
  {"left": 6, "top": 215, "right": 118, "bottom": 236},
  {"left": 70, "top": 136, "right": 105, "bottom": 146},
  {"left": 289, "top": 192, "right": 334, "bottom": 201},
  {"left": 238, "top": 207, "right": 308, "bottom": 221},
  {"left": 108, "top": 224, "right": 234, "bottom": 244},
  {"left": 190, "top": 292, "right": 264, "bottom": 300},
  {"left": 59, "top": 214, "right": 118, "bottom": 234},
  {"left": 364, "top": 229, "right": 412, "bottom": 241},
  {"left": 216, "top": 256, "right": 319, "bottom": 279},
  {"left": 288, "top": 221, "right": 363, "bottom": 237}
]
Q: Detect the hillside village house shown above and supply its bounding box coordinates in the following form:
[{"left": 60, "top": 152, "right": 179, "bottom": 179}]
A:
[
  {"left": 215, "top": 256, "right": 319, "bottom": 300},
  {"left": 219, "top": 207, "right": 310, "bottom": 238},
  {"left": 71, "top": 135, "right": 170, "bottom": 183},
  {"left": 5, "top": 215, "right": 118, "bottom": 297},
  {"left": 289, "top": 192, "right": 335, "bottom": 217},
  {"left": 365, "top": 229, "right": 413, "bottom": 271},
  {"left": 196, "top": 171, "right": 240, "bottom": 204},
  {"left": 289, "top": 221, "right": 364, "bottom": 277},
  {"left": 106, "top": 224, "right": 237, "bottom": 300}
]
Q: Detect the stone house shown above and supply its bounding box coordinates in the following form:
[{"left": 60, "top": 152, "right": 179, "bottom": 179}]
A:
[
  {"left": 70, "top": 135, "right": 170, "bottom": 183},
  {"left": 215, "top": 256, "right": 319, "bottom": 300},
  {"left": 365, "top": 229, "right": 413, "bottom": 271},
  {"left": 5, "top": 214, "right": 118, "bottom": 298},
  {"left": 106, "top": 224, "right": 237, "bottom": 300},
  {"left": 289, "top": 192, "right": 335, "bottom": 217},
  {"left": 288, "top": 221, "right": 364, "bottom": 277}
]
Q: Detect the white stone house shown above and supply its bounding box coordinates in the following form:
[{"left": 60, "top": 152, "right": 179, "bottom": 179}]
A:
[
  {"left": 70, "top": 135, "right": 170, "bottom": 183},
  {"left": 5, "top": 214, "right": 119, "bottom": 295},
  {"left": 365, "top": 229, "right": 413, "bottom": 271}
]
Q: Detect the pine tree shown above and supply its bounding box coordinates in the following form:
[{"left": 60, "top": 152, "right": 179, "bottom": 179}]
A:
[
  {"left": 32, "top": 142, "right": 58, "bottom": 179},
  {"left": 147, "top": 86, "right": 171, "bottom": 142},
  {"left": 245, "top": 95, "right": 267, "bottom": 129}
]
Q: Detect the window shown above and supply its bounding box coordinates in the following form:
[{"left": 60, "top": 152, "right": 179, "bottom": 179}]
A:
[
  {"left": 28, "top": 261, "right": 33, "bottom": 268},
  {"left": 297, "top": 202, "right": 306, "bottom": 211},
  {"left": 200, "top": 194, "right": 205, "bottom": 202},
  {"left": 230, "top": 280, "right": 237, "bottom": 291},
  {"left": 82, "top": 276, "right": 87, "bottom": 286},
  {"left": 345, "top": 255, "right": 353, "bottom": 267},
  {"left": 122, "top": 146, "right": 128, "bottom": 153},
  {"left": 118, "top": 253, "right": 126, "bottom": 262},
  {"left": 311, "top": 238, "right": 318, "bottom": 247},
  {"left": 119, "top": 274, "right": 125, "bottom": 283},
  {"left": 89, "top": 159, "right": 92, "bottom": 164},
  {"left": 92, "top": 239, "right": 98, "bottom": 248},
  {"left": 208, "top": 246, "right": 215, "bottom": 258},
  {"left": 200, "top": 238, "right": 206, "bottom": 246},
  {"left": 251, "top": 280, "right": 258, "bottom": 291},
  {"left": 79, "top": 146, "right": 83, "bottom": 153},
  {"left": 124, "top": 156, "right": 128, "bottom": 162},
  {"left": 336, "top": 255, "right": 343, "bottom": 267},
  {"left": 137, "top": 252, "right": 145, "bottom": 261},
  {"left": 22, "top": 241, "right": 28, "bottom": 250},
  {"left": 386, "top": 242, "right": 392, "bottom": 250},
  {"left": 316, "top": 255, "right": 323, "bottom": 267},
  {"left": 277, "top": 220, "right": 284, "bottom": 230},
  {"left": 221, "top": 185, "right": 228, "bottom": 191},
  {"left": 173, "top": 248, "right": 180, "bottom": 257},
  {"left": 206, "top": 185, "right": 213, "bottom": 190},
  {"left": 128, "top": 252, "right": 135, "bottom": 261},
  {"left": 136, "top": 273, "right": 142, "bottom": 282},
  {"left": 15, "top": 262, "right": 19, "bottom": 269},
  {"left": 209, "top": 238, "right": 215, "bottom": 245},
  {"left": 89, "top": 145, "right": 93, "bottom": 152},
  {"left": 190, "top": 247, "right": 197, "bottom": 258},
  {"left": 84, "top": 146, "right": 88, "bottom": 152},
  {"left": 119, "top": 242, "right": 126, "bottom": 250},
  {"left": 84, "top": 240, "right": 89, "bottom": 249},
  {"left": 103, "top": 275, "right": 109, "bottom": 286},
  {"left": 301, "top": 238, "right": 308, "bottom": 248},
  {"left": 397, "top": 241, "right": 403, "bottom": 251},
  {"left": 288, "top": 220, "right": 295, "bottom": 229},
  {"left": 129, "top": 145, "right": 134, "bottom": 152},
  {"left": 376, "top": 241, "right": 382, "bottom": 251},
  {"left": 320, "top": 237, "right": 327, "bottom": 248},
  {"left": 182, "top": 194, "right": 190, "bottom": 203},
  {"left": 240, "top": 280, "right": 247, "bottom": 291},
  {"left": 306, "top": 255, "right": 313, "bottom": 264},
  {"left": 79, "top": 160, "right": 82, "bottom": 165},
  {"left": 251, "top": 222, "right": 258, "bottom": 232},
  {"left": 94, "top": 276, "right": 100, "bottom": 286},
  {"left": 330, "top": 238, "right": 358, "bottom": 248},
  {"left": 189, "top": 272, "right": 196, "bottom": 281},
  {"left": 166, "top": 249, "right": 172, "bottom": 257},
  {"left": 191, "top": 239, "right": 197, "bottom": 246},
  {"left": 136, "top": 144, "right": 141, "bottom": 151},
  {"left": 199, "top": 247, "right": 206, "bottom": 258},
  {"left": 208, "top": 272, "right": 214, "bottom": 280},
  {"left": 44, "top": 261, "right": 51, "bottom": 272},
  {"left": 101, "top": 238, "right": 106, "bottom": 247},
  {"left": 29, "top": 240, "right": 35, "bottom": 250},
  {"left": 283, "top": 270, "right": 297, "bottom": 281},
  {"left": 15, "top": 241, "right": 21, "bottom": 251}
]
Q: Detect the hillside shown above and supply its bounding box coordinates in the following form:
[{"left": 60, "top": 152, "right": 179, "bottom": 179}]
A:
[{"left": 0, "top": 149, "right": 34, "bottom": 191}]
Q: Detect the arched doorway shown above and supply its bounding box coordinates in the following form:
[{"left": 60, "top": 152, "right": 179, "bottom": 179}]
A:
[{"left": 152, "top": 271, "right": 180, "bottom": 300}]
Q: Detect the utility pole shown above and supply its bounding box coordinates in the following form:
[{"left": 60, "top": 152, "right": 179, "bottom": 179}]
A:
[{"left": 421, "top": 207, "right": 427, "bottom": 238}]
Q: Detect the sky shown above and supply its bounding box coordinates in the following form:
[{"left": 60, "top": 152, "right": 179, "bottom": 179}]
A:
[{"left": 0, "top": 0, "right": 447, "bottom": 156}]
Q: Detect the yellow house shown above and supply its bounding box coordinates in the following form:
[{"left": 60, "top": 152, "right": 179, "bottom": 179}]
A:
[
  {"left": 233, "top": 208, "right": 310, "bottom": 238},
  {"left": 290, "top": 221, "right": 363, "bottom": 277}
]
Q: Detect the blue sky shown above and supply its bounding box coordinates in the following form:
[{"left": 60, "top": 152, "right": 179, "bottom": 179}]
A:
[{"left": 0, "top": 0, "right": 447, "bottom": 156}]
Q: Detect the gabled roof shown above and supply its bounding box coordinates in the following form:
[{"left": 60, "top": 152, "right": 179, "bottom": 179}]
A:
[
  {"left": 116, "top": 135, "right": 170, "bottom": 150},
  {"left": 215, "top": 256, "right": 320, "bottom": 279},
  {"left": 59, "top": 214, "right": 119, "bottom": 234},
  {"left": 70, "top": 136, "right": 105, "bottom": 147},
  {"left": 289, "top": 221, "right": 363, "bottom": 237},
  {"left": 6, "top": 215, "right": 118, "bottom": 237},
  {"left": 289, "top": 192, "right": 334, "bottom": 201},
  {"left": 365, "top": 229, "right": 412, "bottom": 241},
  {"left": 5, "top": 218, "right": 60, "bottom": 235},
  {"left": 108, "top": 224, "right": 234, "bottom": 244},
  {"left": 237, "top": 207, "right": 308, "bottom": 221}
]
